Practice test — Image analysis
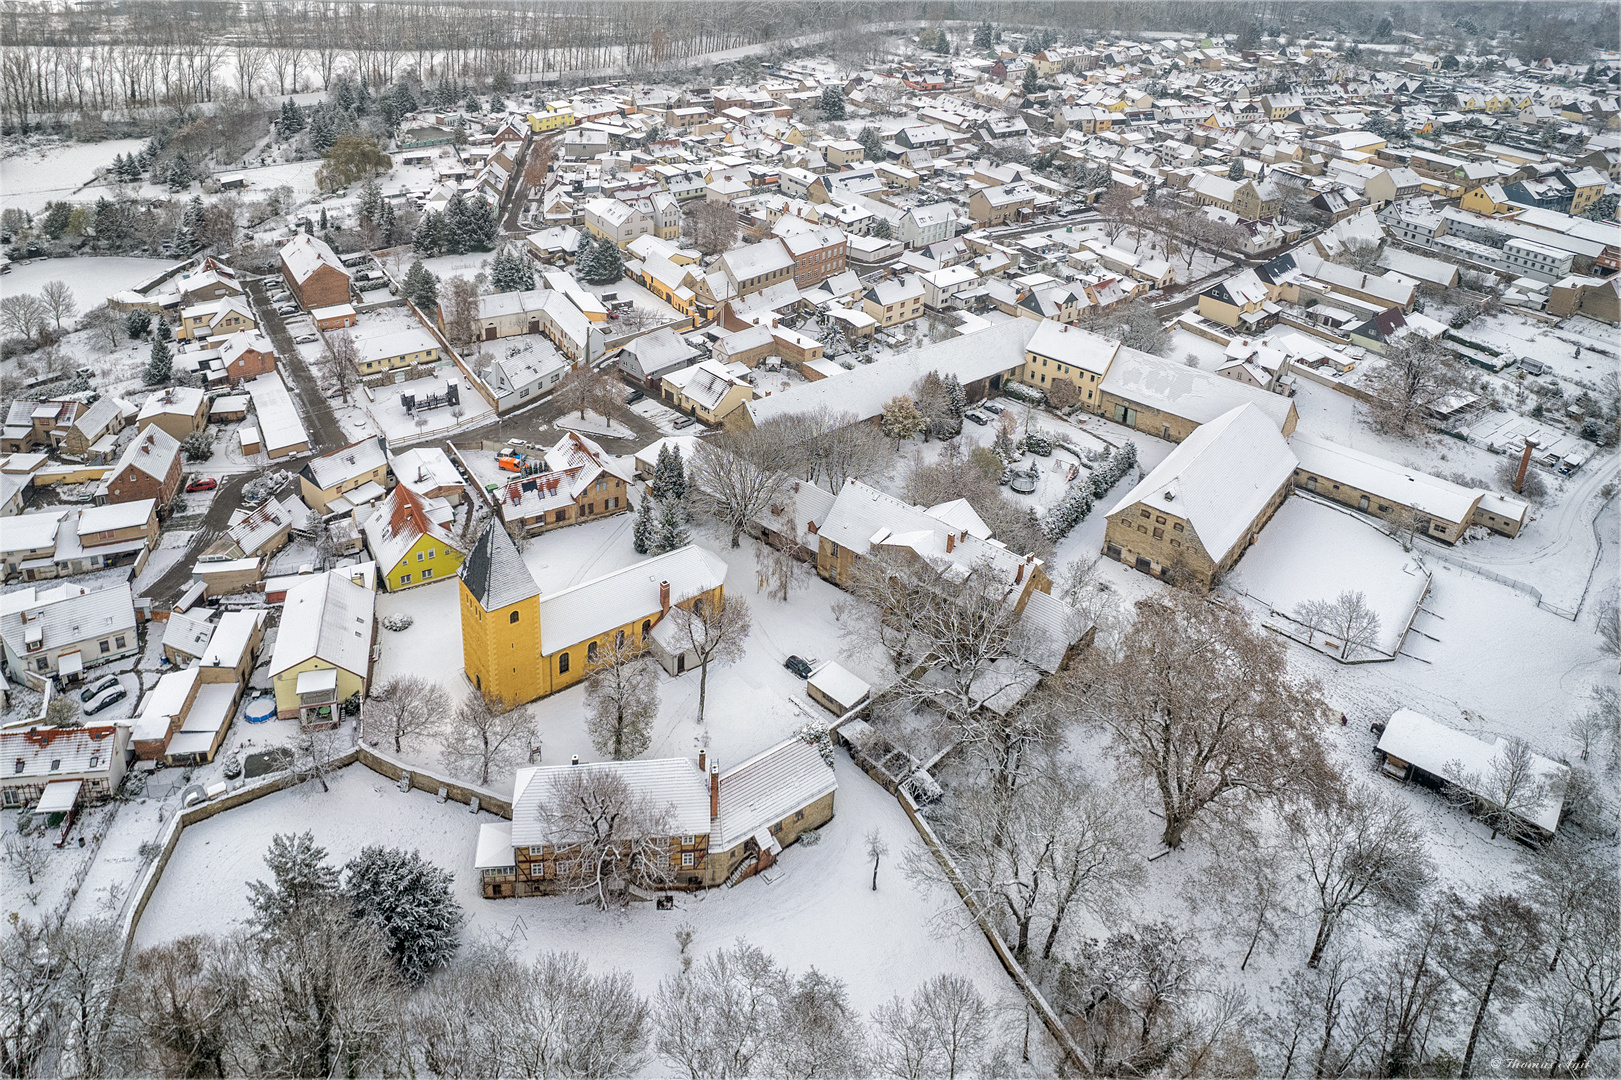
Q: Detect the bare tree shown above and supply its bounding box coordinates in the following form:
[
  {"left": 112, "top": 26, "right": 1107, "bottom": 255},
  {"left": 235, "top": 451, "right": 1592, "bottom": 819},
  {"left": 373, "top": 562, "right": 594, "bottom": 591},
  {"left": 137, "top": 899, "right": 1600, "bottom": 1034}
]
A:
[
  {"left": 364, "top": 675, "right": 449, "bottom": 754},
  {"left": 441, "top": 692, "right": 535, "bottom": 787},
  {"left": 48, "top": 917, "right": 124, "bottom": 1079},
  {"left": 1573, "top": 682, "right": 1619, "bottom": 773},
  {"left": 39, "top": 280, "right": 77, "bottom": 332},
  {"left": 755, "top": 530, "right": 802, "bottom": 603},
  {"left": 657, "top": 940, "right": 787, "bottom": 1079},
  {"left": 865, "top": 828, "right": 888, "bottom": 891},
  {"left": 872, "top": 974, "right": 989, "bottom": 1080},
  {"left": 1259, "top": 947, "right": 1371, "bottom": 1080},
  {"left": 1061, "top": 593, "right": 1331, "bottom": 849},
  {"left": 684, "top": 201, "right": 740, "bottom": 255},
  {"left": 437, "top": 275, "right": 481, "bottom": 347},
  {"left": 671, "top": 594, "right": 752, "bottom": 723},
  {"left": 584, "top": 633, "right": 659, "bottom": 760},
  {"left": 1292, "top": 782, "right": 1433, "bottom": 968},
  {"left": 1363, "top": 336, "right": 1461, "bottom": 438},
  {"left": 1442, "top": 736, "right": 1557, "bottom": 842},
  {"left": 1338, "top": 238, "right": 1385, "bottom": 274},
  {"left": 4, "top": 833, "right": 49, "bottom": 886},
  {"left": 1595, "top": 594, "right": 1620, "bottom": 660},
  {"left": 1438, "top": 889, "right": 1544, "bottom": 1079},
  {"left": 1193, "top": 828, "right": 1294, "bottom": 971},
  {"left": 1051, "top": 921, "right": 1210, "bottom": 1076},
  {"left": 785, "top": 407, "right": 886, "bottom": 493},
  {"left": 117, "top": 935, "right": 235, "bottom": 1079},
  {"left": 1531, "top": 874, "right": 1620, "bottom": 1078},
  {"left": 556, "top": 364, "right": 619, "bottom": 420},
  {"left": 84, "top": 305, "right": 122, "bottom": 350},
  {"left": 0, "top": 293, "right": 49, "bottom": 343},
  {"left": 1362, "top": 899, "right": 1455, "bottom": 1078},
  {"left": 407, "top": 944, "right": 651, "bottom": 1078},
  {"left": 292, "top": 722, "right": 345, "bottom": 793},
  {"left": 690, "top": 427, "right": 795, "bottom": 548},
  {"left": 534, "top": 767, "right": 677, "bottom": 908},
  {"left": 1294, "top": 589, "right": 1383, "bottom": 658},
  {"left": 321, "top": 329, "right": 361, "bottom": 403}
]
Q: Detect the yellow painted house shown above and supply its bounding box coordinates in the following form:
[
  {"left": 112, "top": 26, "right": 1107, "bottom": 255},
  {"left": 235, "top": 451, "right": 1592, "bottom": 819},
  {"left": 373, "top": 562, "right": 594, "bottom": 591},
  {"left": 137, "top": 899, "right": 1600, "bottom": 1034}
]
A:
[
  {"left": 459, "top": 523, "right": 728, "bottom": 705},
  {"left": 362, "top": 485, "right": 466, "bottom": 591},
  {"left": 267, "top": 571, "right": 376, "bottom": 725},
  {"left": 1461, "top": 184, "right": 1515, "bottom": 216},
  {"left": 527, "top": 104, "right": 574, "bottom": 133}
]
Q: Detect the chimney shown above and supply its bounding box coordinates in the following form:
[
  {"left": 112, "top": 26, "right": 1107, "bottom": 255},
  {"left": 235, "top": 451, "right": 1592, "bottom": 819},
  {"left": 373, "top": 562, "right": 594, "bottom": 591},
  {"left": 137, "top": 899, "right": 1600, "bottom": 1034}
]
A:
[
  {"left": 709, "top": 762, "right": 720, "bottom": 820},
  {"left": 571, "top": 755, "right": 580, "bottom": 765},
  {"left": 659, "top": 579, "right": 671, "bottom": 614},
  {"left": 1513, "top": 439, "right": 1537, "bottom": 493},
  {"left": 946, "top": 533, "right": 955, "bottom": 553},
  {"left": 1015, "top": 561, "right": 1025, "bottom": 584},
  {"left": 698, "top": 749, "right": 706, "bottom": 772}
]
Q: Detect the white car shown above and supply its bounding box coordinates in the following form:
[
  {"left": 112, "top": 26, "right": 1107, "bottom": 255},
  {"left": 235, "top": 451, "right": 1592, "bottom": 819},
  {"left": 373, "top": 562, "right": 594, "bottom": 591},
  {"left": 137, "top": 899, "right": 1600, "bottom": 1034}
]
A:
[{"left": 294, "top": 334, "right": 317, "bottom": 344}]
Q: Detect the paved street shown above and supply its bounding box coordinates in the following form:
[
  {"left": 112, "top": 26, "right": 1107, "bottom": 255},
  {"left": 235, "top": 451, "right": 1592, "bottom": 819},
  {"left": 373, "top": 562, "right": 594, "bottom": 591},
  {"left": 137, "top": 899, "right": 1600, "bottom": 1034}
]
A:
[{"left": 244, "top": 279, "right": 346, "bottom": 454}]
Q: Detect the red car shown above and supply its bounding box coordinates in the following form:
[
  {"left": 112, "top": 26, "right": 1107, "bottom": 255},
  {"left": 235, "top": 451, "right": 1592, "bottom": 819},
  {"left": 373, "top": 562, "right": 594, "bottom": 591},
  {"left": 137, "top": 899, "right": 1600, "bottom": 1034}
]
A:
[{"left": 186, "top": 477, "right": 218, "bottom": 492}]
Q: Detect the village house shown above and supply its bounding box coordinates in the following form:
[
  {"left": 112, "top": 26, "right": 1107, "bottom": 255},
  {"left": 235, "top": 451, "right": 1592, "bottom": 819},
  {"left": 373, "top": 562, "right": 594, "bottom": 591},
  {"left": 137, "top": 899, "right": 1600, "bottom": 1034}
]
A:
[
  {"left": 660, "top": 358, "right": 755, "bottom": 424},
  {"left": 177, "top": 295, "right": 257, "bottom": 342},
  {"left": 861, "top": 275, "right": 925, "bottom": 327},
  {"left": 773, "top": 221, "right": 848, "bottom": 288},
  {"left": 967, "top": 182, "right": 1037, "bottom": 225},
  {"left": 1103, "top": 404, "right": 1296, "bottom": 588},
  {"left": 0, "top": 581, "right": 139, "bottom": 684},
  {"left": 459, "top": 523, "right": 727, "bottom": 705},
  {"left": 298, "top": 436, "right": 390, "bottom": 515},
  {"left": 219, "top": 333, "right": 278, "bottom": 384},
  {"left": 487, "top": 431, "right": 632, "bottom": 536},
  {"left": 1, "top": 721, "right": 130, "bottom": 810},
  {"left": 105, "top": 427, "right": 182, "bottom": 508},
  {"left": 361, "top": 484, "right": 466, "bottom": 591},
  {"left": 278, "top": 232, "right": 353, "bottom": 310},
  {"left": 1015, "top": 320, "right": 1120, "bottom": 406},
  {"left": 719, "top": 240, "right": 797, "bottom": 297},
  {"left": 351, "top": 325, "right": 442, "bottom": 375},
  {"left": 476, "top": 737, "right": 836, "bottom": 897},
  {"left": 389, "top": 446, "right": 466, "bottom": 505},
  {"left": 136, "top": 386, "right": 210, "bottom": 441},
  {"left": 268, "top": 570, "right": 376, "bottom": 726}
]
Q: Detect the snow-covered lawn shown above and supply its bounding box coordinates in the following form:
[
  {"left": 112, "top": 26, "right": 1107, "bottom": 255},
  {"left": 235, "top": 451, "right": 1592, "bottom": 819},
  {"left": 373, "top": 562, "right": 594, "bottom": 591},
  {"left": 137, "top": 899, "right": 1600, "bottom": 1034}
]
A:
[
  {"left": 1226, "top": 497, "right": 1429, "bottom": 657},
  {"left": 0, "top": 256, "right": 179, "bottom": 312},
  {"left": 0, "top": 137, "right": 148, "bottom": 214},
  {"left": 553, "top": 408, "right": 634, "bottom": 439},
  {"left": 131, "top": 757, "right": 1028, "bottom": 1030}
]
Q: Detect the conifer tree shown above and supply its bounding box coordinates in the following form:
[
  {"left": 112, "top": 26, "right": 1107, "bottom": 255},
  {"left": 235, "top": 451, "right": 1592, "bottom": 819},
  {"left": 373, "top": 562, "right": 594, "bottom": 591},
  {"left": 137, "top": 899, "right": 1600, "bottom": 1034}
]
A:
[
  {"left": 655, "top": 497, "right": 690, "bottom": 551},
  {"left": 177, "top": 196, "right": 205, "bottom": 256},
  {"left": 247, "top": 831, "right": 339, "bottom": 933},
  {"left": 819, "top": 85, "right": 846, "bottom": 120},
  {"left": 490, "top": 244, "right": 535, "bottom": 292},
  {"left": 653, "top": 444, "right": 686, "bottom": 501},
  {"left": 1228, "top": 156, "right": 1246, "bottom": 181},
  {"left": 143, "top": 333, "right": 173, "bottom": 386},
  {"left": 582, "top": 236, "right": 624, "bottom": 283},
  {"left": 343, "top": 846, "right": 462, "bottom": 983},
  {"left": 633, "top": 495, "right": 656, "bottom": 555}
]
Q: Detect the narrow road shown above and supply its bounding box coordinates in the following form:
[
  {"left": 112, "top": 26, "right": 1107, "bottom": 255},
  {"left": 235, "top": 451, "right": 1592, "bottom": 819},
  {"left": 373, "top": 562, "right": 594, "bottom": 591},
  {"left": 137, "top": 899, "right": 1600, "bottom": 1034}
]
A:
[
  {"left": 244, "top": 279, "right": 346, "bottom": 454},
  {"left": 139, "top": 467, "right": 298, "bottom": 604},
  {"left": 498, "top": 127, "right": 535, "bottom": 235}
]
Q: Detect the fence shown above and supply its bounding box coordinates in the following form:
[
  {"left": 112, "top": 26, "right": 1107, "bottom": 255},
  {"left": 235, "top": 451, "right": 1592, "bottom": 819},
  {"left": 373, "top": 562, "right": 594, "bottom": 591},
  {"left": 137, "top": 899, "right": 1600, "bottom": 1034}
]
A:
[
  {"left": 831, "top": 719, "right": 1085, "bottom": 1072},
  {"left": 116, "top": 741, "right": 511, "bottom": 963}
]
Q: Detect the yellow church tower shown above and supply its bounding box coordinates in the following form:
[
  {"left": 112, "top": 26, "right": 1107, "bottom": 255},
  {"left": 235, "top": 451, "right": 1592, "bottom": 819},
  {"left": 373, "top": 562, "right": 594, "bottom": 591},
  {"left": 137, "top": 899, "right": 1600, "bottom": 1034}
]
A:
[{"left": 458, "top": 522, "right": 543, "bottom": 705}]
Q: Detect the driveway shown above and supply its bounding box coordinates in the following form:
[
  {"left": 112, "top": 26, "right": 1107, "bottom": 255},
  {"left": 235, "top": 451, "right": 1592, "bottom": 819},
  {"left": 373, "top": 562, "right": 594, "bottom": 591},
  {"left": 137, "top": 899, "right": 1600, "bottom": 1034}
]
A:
[
  {"left": 138, "top": 467, "right": 301, "bottom": 604},
  {"left": 244, "top": 279, "right": 346, "bottom": 454}
]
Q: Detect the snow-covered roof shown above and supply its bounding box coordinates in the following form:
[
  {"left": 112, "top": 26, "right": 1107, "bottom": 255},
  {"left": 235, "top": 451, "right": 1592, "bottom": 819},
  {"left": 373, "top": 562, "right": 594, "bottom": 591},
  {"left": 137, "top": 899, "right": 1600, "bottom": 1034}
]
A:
[
  {"left": 711, "top": 736, "right": 837, "bottom": 852},
  {"left": 1099, "top": 347, "right": 1296, "bottom": 433},
  {"left": 1377, "top": 708, "right": 1567, "bottom": 834},
  {"left": 268, "top": 570, "right": 375, "bottom": 678},
  {"left": 361, "top": 485, "right": 461, "bottom": 573},
  {"left": 1108, "top": 404, "right": 1298, "bottom": 558},
  {"left": 389, "top": 446, "right": 463, "bottom": 496},
  {"left": 0, "top": 723, "right": 124, "bottom": 781},
  {"left": 806, "top": 661, "right": 870, "bottom": 711},
  {"left": 302, "top": 436, "right": 388, "bottom": 491},
  {"left": 199, "top": 610, "right": 263, "bottom": 669},
  {"left": 510, "top": 758, "right": 712, "bottom": 847},
  {"left": 1288, "top": 431, "right": 1481, "bottom": 525},
  {"left": 163, "top": 611, "right": 215, "bottom": 658},
  {"left": 1024, "top": 320, "right": 1120, "bottom": 375},
  {"left": 0, "top": 582, "right": 137, "bottom": 658},
  {"left": 537, "top": 545, "right": 728, "bottom": 657},
  {"left": 460, "top": 520, "right": 541, "bottom": 612},
  {"left": 279, "top": 232, "right": 350, "bottom": 286},
  {"left": 112, "top": 426, "right": 180, "bottom": 483}
]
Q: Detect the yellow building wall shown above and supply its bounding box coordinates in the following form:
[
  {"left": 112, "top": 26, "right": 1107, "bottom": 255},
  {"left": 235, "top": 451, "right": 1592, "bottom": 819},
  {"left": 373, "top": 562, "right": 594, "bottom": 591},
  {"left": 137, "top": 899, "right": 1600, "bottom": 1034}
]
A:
[
  {"left": 388, "top": 533, "right": 464, "bottom": 591},
  {"left": 272, "top": 656, "right": 367, "bottom": 719},
  {"left": 460, "top": 585, "right": 545, "bottom": 706},
  {"left": 461, "top": 576, "right": 726, "bottom": 704}
]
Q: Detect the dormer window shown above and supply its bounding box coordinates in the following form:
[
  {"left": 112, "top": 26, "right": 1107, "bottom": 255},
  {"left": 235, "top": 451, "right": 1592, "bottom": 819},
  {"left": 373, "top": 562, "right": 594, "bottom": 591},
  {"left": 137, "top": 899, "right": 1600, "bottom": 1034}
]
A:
[{"left": 50, "top": 759, "right": 61, "bottom": 772}]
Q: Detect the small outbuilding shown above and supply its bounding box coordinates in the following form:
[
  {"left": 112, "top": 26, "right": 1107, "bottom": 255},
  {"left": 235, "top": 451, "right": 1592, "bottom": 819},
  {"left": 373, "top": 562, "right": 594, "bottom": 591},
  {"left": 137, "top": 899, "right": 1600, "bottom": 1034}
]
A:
[{"left": 806, "top": 661, "right": 870, "bottom": 716}]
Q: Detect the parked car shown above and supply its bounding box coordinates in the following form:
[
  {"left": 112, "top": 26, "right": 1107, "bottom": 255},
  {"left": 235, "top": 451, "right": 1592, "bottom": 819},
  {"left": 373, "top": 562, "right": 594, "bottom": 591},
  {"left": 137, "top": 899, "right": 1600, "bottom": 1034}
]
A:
[
  {"left": 982, "top": 402, "right": 1004, "bottom": 415},
  {"left": 186, "top": 477, "right": 218, "bottom": 492},
  {"left": 83, "top": 686, "right": 128, "bottom": 716},
  {"left": 673, "top": 415, "right": 697, "bottom": 429},
  {"left": 625, "top": 389, "right": 644, "bottom": 404},
  {"left": 79, "top": 675, "right": 121, "bottom": 703},
  {"left": 294, "top": 334, "right": 317, "bottom": 344},
  {"left": 965, "top": 411, "right": 989, "bottom": 425},
  {"left": 783, "top": 655, "right": 814, "bottom": 679}
]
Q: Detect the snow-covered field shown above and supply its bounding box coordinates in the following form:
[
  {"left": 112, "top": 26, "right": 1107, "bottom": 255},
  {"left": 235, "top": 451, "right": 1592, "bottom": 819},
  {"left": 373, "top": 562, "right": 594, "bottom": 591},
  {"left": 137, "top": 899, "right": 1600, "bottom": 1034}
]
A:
[
  {"left": 0, "top": 256, "right": 179, "bottom": 313},
  {"left": 0, "top": 137, "right": 148, "bottom": 214},
  {"left": 1227, "top": 496, "right": 1429, "bottom": 657},
  {"left": 131, "top": 757, "right": 1028, "bottom": 1037}
]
